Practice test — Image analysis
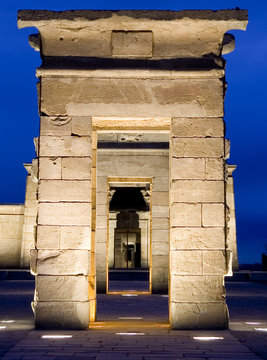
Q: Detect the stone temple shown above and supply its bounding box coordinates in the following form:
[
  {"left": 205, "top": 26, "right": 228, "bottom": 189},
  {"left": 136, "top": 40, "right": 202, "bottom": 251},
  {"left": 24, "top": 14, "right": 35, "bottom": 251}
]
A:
[{"left": 0, "top": 9, "right": 247, "bottom": 329}]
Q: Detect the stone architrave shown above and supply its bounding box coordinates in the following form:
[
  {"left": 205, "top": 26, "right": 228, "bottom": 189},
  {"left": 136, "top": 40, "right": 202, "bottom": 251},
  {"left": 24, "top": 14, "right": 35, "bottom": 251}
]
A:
[{"left": 18, "top": 9, "right": 247, "bottom": 330}]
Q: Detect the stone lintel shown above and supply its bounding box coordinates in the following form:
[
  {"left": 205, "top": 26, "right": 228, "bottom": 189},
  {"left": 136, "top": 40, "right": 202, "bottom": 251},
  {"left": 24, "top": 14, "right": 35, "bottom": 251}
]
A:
[{"left": 18, "top": 10, "right": 247, "bottom": 59}]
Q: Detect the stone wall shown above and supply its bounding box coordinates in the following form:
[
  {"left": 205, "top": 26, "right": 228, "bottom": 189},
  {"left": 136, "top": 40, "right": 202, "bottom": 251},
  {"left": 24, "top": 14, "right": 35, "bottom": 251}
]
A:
[{"left": 0, "top": 205, "right": 24, "bottom": 267}]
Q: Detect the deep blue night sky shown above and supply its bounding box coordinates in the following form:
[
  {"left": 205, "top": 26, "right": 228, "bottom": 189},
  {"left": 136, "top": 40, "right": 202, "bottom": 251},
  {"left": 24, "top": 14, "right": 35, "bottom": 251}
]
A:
[{"left": 0, "top": 1, "right": 266, "bottom": 264}]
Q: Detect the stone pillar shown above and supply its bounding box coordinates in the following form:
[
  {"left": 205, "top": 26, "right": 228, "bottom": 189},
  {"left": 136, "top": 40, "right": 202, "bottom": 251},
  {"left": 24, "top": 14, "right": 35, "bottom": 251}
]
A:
[
  {"left": 138, "top": 212, "right": 150, "bottom": 269},
  {"left": 169, "top": 117, "right": 229, "bottom": 329},
  {"left": 20, "top": 162, "right": 38, "bottom": 268},
  {"left": 32, "top": 114, "right": 93, "bottom": 329},
  {"left": 226, "top": 165, "right": 238, "bottom": 270}
]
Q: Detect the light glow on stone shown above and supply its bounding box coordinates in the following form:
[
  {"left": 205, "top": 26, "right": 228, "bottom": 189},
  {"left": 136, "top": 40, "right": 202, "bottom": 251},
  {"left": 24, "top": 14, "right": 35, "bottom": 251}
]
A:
[
  {"left": 255, "top": 328, "right": 267, "bottom": 332},
  {"left": 193, "top": 336, "right": 224, "bottom": 341},
  {"left": 245, "top": 322, "right": 262, "bottom": 325},
  {"left": 0, "top": 326, "right": 7, "bottom": 329},
  {"left": 116, "top": 332, "right": 146, "bottom": 336},
  {"left": 42, "top": 335, "right": 72, "bottom": 339},
  {"left": 0, "top": 320, "right": 14, "bottom": 323}
]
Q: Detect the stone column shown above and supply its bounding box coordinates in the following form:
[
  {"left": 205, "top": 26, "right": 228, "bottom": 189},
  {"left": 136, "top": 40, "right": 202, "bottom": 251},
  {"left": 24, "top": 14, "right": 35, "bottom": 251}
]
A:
[
  {"left": 20, "top": 162, "right": 38, "bottom": 268},
  {"left": 226, "top": 165, "right": 238, "bottom": 270},
  {"left": 32, "top": 114, "right": 92, "bottom": 329},
  {"left": 169, "top": 116, "right": 229, "bottom": 329}
]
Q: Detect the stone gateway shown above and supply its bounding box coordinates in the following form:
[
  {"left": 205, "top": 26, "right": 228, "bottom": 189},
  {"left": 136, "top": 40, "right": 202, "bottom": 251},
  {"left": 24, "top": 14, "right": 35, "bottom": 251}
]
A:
[{"left": 13, "top": 9, "right": 248, "bottom": 329}]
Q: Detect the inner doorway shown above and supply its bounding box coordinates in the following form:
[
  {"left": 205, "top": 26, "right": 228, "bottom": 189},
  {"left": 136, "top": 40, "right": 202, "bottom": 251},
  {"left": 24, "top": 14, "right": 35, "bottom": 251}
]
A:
[{"left": 107, "top": 179, "right": 152, "bottom": 294}]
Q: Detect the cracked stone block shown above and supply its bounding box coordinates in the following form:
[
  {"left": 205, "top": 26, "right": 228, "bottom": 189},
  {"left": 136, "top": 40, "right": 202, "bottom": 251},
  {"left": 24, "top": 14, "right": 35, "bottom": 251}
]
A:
[
  {"left": 39, "top": 180, "right": 91, "bottom": 202},
  {"left": 171, "top": 180, "right": 224, "bottom": 203},
  {"left": 39, "top": 136, "right": 91, "bottom": 157},
  {"left": 170, "top": 275, "right": 225, "bottom": 302},
  {"left": 34, "top": 301, "right": 89, "bottom": 329},
  {"left": 170, "top": 203, "right": 201, "bottom": 227},
  {"left": 33, "top": 249, "right": 91, "bottom": 275},
  {"left": 38, "top": 203, "right": 91, "bottom": 226},
  {"left": 171, "top": 138, "right": 224, "bottom": 158},
  {"left": 35, "top": 275, "right": 89, "bottom": 301},
  {"left": 171, "top": 157, "right": 205, "bottom": 180},
  {"left": 170, "top": 227, "right": 225, "bottom": 250},
  {"left": 170, "top": 250, "right": 202, "bottom": 275},
  {"left": 170, "top": 302, "right": 228, "bottom": 329},
  {"left": 62, "top": 157, "right": 92, "bottom": 179},
  {"left": 202, "top": 203, "right": 225, "bottom": 227},
  {"left": 171, "top": 117, "right": 224, "bottom": 138}
]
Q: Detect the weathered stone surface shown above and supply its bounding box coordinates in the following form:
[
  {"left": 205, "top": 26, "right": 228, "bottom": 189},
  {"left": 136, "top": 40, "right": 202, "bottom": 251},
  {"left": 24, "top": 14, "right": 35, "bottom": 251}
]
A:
[
  {"left": 39, "top": 180, "right": 91, "bottom": 202},
  {"left": 72, "top": 117, "right": 92, "bottom": 136},
  {"left": 36, "top": 275, "right": 89, "bottom": 301},
  {"left": 111, "top": 30, "right": 153, "bottom": 57},
  {"left": 61, "top": 226, "right": 91, "bottom": 249},
  {"left": 62, "top": 157, "right": 92, "bottom": 179},
  {"left": 152, "top": 191, "right": 169, "bottom": 206},
  {"left": 34, "top": 301, "right": 89, "bottom": 329},
  {"left": 170, "top": 203, "right": 201, "bottom": 227},
  {"left": 152, "top": 266, "right": 168, "bottom": 293},
  {"left": 40, "top": 77, "right": 223, "bottom": 117},
  {"left": 205, "top": 158, "right": 224, "bottom": 180},
  {"left": 152, "top": 217, "right": 169, "bottom": 230},
  {"left": 152, "top": 241, "right": 169, "bottom": 255},
  {"left": 170, "top": 275, "right": 225, "bottom": 302},
  {"left": 171, "top": 138, "right": 224, "bottom": 158},
  {"left": 170, "top": 302, "right": 228, "bottom": 329},
  {"left": 37, "top": 226, "right": 60, "bottom": 249},
  {"left": 170, "top": 227, "right": 225, "bottom": 250},
  {"left": 171, "top": 158, "right": 205, "bottom": 180},
  {"left": 40, "top": 116, "right": 72, "bottom": 136},
  {"left": 152, "top": 206, "right": 169, "bottom": 218},
  {"left": 202, "top": 203, "right": 225, "bottom": 226},
  {"left": 33, "top": 249, "right": 91, "bottom": 275},
  {"left": 171, "top": 117, "right": 224, "bottom": 138},
  {"left": 203, "top": 250, "right": 226, "bottom": 274},
  {"left": 39, "top": 157, "right": 61, "bottom": 180},
  {"left": 170, "top": 250, "right": 202, "bottom": 275},
  {"left": 39, "top": 136, "right": 91, "bottom": 157},
  {"left": 38, "top": 203, "right": 91, "bottom": 226},
  {"left": 153, "top": 176, "right": 169, "bottom": 191},
  {"left": 151, "top": 229, "right": 169, "bottom": 243},
  {"left": 171, "top": 180, "right": 224, "bottom": 203}
]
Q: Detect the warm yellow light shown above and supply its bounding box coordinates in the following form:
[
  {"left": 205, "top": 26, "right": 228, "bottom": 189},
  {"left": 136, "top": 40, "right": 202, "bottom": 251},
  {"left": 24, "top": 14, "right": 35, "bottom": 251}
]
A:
[
  {"left": 42, "top": 335, "right": 72, "bottom": 339},
  {"left": 255, "top": 328, "right": 267, "bottom": 332},
  {"left": 116, "top": 332, "right": 146, "bottom": 336},
  {"left": 193, "top": 337, "right": 224, "bottom": 341}
]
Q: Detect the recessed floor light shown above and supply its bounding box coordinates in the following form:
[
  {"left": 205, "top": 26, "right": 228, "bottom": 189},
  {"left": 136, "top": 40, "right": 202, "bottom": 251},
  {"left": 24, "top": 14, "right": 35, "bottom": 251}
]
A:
[
  {"left": 0, "top": 326, "right": 7, "bottom": 330},
  {"left": 122, "top": 294, "right": 138, "bottom": 297},
  {"left": 118, "top": 317, "right": 143, "bottom": 320},
  {"left": 193, "top": 336, "right": 224, "bottom": 341},
  {"left": 0, "top": 320, "right": 14, "bottom": 323},
  {"left": 255, "top": 328, "right": 267, "bottom": 332},
  {"left": 245, "top": 322, "right": 262, "bottom": 325},
  {"left": 42, "top": 335, "right": 72, "bottom": 339},
  {"left": 116, "top": 332, "right": 146, "bottom": 336}
]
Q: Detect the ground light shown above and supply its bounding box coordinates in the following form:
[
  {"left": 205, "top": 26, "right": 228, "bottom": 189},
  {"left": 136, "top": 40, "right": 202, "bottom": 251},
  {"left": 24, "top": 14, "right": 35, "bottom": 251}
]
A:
[
  {"left": 0, "top": 326, "right": 7, "bottom": 330},
  {"left": 193, "top": 337, "right": 224, "bottom": 341},
  {"left": 122, "top": 294, "right": 138, "bottom": 297},
  {"left": 116, "top": 332, "right": 146, "bottom": 336},
  {"left": 42, "top": 335, "right": 72, "bottom": 339},
  {"left": 245, "top": 322, "right": 262, "bottom": 325},
  {"left": 255, "top": 328, "right": 267, "bottom": 332},
  {"left": 0, "top": 320, "right": 14, "bottom": 323},
  {"left": 118, "top": 317, "right": 143, "bottom": 320}
]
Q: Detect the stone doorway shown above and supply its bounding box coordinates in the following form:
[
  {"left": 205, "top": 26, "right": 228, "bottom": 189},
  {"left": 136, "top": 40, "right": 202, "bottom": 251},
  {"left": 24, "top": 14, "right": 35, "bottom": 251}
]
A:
[{"left": 107, "top": 181, "right": 152, "bottom": 294}]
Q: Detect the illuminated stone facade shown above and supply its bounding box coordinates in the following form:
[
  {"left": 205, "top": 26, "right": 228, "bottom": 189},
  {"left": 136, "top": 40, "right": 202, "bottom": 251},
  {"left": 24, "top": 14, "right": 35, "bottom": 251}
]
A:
[{"left": 15, "top": 9, "right": 247, "bottom": 329}]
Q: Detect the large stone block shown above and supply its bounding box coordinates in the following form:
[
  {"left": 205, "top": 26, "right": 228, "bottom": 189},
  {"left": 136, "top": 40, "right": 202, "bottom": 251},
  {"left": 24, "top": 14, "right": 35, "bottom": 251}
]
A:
[
  {"left": 39, "top": 157, "right": 61, "bottom": 180},
  {"left": 35, "top": 275, "right": 89, "bottom": 301},
  {"left": 205, "top": 158, "right": 225, "bottom": 180},
  {"left": 111, "top": 30, "right": 153, "bottom": 57},
  {"left": 39, "top": 136, "right": 91, "bottom": 157},
  {"left": 170, "top": 275, "right": 225, "bottom": 302},
  {"left": 152, "top": 266, "right": 168, "bottom": 294},
  {"left": 171, "top": 157, "right": 205, "bottom": 180},
  {"left": 37, "top": 225, "right": 60, "bottom": 249},
  {"left": 152, "top": 206, "right": 169, "bottom": 218},
  {"left": 33, "top": 249, "right": 91, "bottom": 275},
  {"left": 171, "top": 180, "right": 224, "bottom": 203},
  {"left": 152, "top": 191, "right": 169, "bottom": 206},
  {"left": 38, "top": 203, "right": 91, "bottom": 226},
  {"left": 170, "top": 203, "right": 201, "bottom": 227},
  {"left": 34, "top": 301, "right": 89, "bottom": 329},
  {"left": 152, "top": 229, "right": 169, "bottom": 243},
  {"left": 151, "top": 217, "right": 169, "bottom": 230},
  {"left": 203, "top": 250, "right": 226, "bottom": 274},
  {"left": 171, "top": 117, "right": 224, "bottom": 138},
  {"left": 170, "top": 302, "right": 228, "bottom": 329},
  {"left": 60, "top": 226, "right": 91, "bottom": 249},
  {"left": 62, "top": 157, "right": 92, "bottom": 179},
  {"left": 39, "top": 180, "right": 91, "bottom": 202},
  {"left": 170, "top": 227, "right": 225, "bottom": 250},
  {"left": 41, "top": 77, "right": 223, "bottom": 117},
  {"left": 153, "top": 176, "right": 169, "bottom": 191},
  {"left": 40, "top": 116, "right": 72, "bottom": 136},
  {"left": 202, "top": 203, "right": 225, "bottom": 227},
  {"left": 171, "top": 138, "right": 224, "bottom": 158},
  {"left": 72, "top": 117, "right": 92, "bottom": 136},
  {"left": 152, "top": 241, "right": 169, "bottom": 255},
  {"left": 170, "top": 250, "right": 202, "bottom": 275}
]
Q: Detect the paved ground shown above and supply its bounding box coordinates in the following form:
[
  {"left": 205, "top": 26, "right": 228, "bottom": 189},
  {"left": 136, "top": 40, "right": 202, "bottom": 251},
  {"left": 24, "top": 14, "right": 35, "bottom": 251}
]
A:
[{"left": 0, "top": 280, "right": 266, "bottom": 360}]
